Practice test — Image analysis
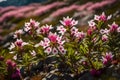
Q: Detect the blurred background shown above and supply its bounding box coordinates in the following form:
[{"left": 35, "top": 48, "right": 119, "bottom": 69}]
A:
[{"left": 0, "top": 0, "right": 120, "bottom": 48}]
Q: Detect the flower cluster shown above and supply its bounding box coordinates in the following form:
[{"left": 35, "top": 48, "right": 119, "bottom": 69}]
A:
[
  {"left": 6, "top": 59, "right": 21, "bottom": 79},
  {"left": 4, "top": 12, "right": 120, "bottom": 79}
]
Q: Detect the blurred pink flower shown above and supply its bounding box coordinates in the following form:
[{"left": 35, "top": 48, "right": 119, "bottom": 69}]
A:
[
  {"left": 102, "top": 34, "right": 108, "bottom": 41},
  {"left": 117, "top": 27, "right": 120, "bottom": 32},
  {"left": 75, "top": 31, "right": 86, "bottom": 41},
  {"left": 87, "top": 0, "right": 116, "bottom": 10},
  {"left": 33, "top": 2, "right": 65, "bottom": 16},
  {"left": 102, "top": 52, "right": 113, "bottom": 65},
  {"left": 108, "top": 22, "right": 118, "bottom": 32},
  {"left": 13, "top": 29, "right": 24, "bottom": 38}
]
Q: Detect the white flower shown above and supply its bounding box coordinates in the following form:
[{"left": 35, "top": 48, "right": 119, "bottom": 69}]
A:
[
  {"left": 88, "top": 20, "right": 95, "bottom": 27},
  {"left": 117, "top": 27, "right": 120, "bottom": 32},
  {"left": 39, "top": 40, "right": 49, "bottom": 49},
  {"left": 44, "top": 47, "right": 52, "bottom": 54},
  {"left": 13, "top": 29, "right": 24, "bottom": 38},
  {"left": 70, "top": 27, "right": 78, "bottom": 35},
  {"left": 44, "top": 38, "right": 50, "bottom": 44},
  {"left": 94, "top": 15, "right": 100, "bottom": 21},
  {"left": 57, "top": 25, "right": 66, "bottom": 35},
  {"left": 57, "top": 45, "right": 66, "bottom": 54},
  {"left": 24, "top": 26, "right": 31, "bottom": 32},
  {"left": 100, "top": 28, "right": 109, "bottom": 35},
  {"left": 52, "top": 47, "right": 58, "bottom": 54}
]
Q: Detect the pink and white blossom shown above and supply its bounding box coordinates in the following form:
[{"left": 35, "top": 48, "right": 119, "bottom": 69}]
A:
[
  {"left": 44, "top": 47, "right": 52, "bottom": 54},
  {"left": 100, "top": 28, "right": 109, "bottom": 35},
  {"left": 37, "top": 24, "right": 53, "bottom": 35},
  {"left": 75, "top": 31, "right": 86, "bottom": 40},
  {"left": 14, "top": 39, "right": 28, "bottom": 48},
  {"left": 60, "top": 16, "right": 78, "bottom": 27},
  {"left": 57, "top": 25, "right": 66, "bottom": 35},
  {"left": 52, "top": 47, "right": 58, "bottom": 54},
  {"left": 25, "top": 19, "right": 40, "bottom": 31},
  {"left": 39, "top": 40, "right": 50, "bottom": 49},
  {"left": 108, "top": 22, "right": 118, "bottom": 32},
  {"left": 94, "top": 15, "right": 100, "bottom": 21},
  {"left": 57, "top": 45, "right": 66, "bottom": 54},
  {"left": 70, "top": 27, "right": 78, "bottom": 35},
  {"left": 102, "top": 52, "right": 113, "bottom": 65},
  {"left": 94, "top": 12, "right": 112, "bottom": 21}
]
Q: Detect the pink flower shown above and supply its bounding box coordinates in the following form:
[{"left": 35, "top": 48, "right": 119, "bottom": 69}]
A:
[
  {"left": 6, "top": 59, "right": 16, "bottom": 67},
  {"left": 57, "top": 25, "right": 66, "bottom": 35},
  {"left": 60, "top": 16, "right": 78, "bottom": 27},
  {"left": 108, "top": 22, "right": 118, "bottom": 32},
  {"left": 99, "top": 12, "right": 107, "bottom": 21},
  {"left": 14, "top": 39, "right": 28, "bottom": 48},
  {"left": 102, "top": 52, "right": 113, "bottom": 65},
  {"left": 105, "top": 52, "right": 113, "bottom": 61},
  {"left": 37, "top": 24, "right": 53, "bottom": 35},
  {"left": 48, "top": 32, "right": 58, "bottom": 43},
  {"left": 87, "top": 28, "right": 93, "bottom": 36},
  {"left": 102, "top": 34, "right": 108, "bottom": 41}
]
